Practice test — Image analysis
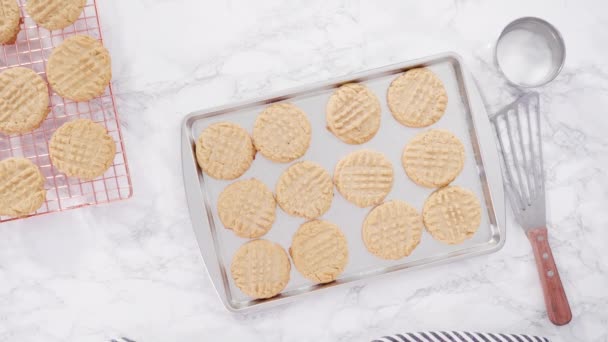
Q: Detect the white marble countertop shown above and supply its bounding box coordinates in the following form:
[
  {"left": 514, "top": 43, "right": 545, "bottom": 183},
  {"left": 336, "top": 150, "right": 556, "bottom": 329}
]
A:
[{"left": 1, "top": 1, "right": 607, "bottom": 341}]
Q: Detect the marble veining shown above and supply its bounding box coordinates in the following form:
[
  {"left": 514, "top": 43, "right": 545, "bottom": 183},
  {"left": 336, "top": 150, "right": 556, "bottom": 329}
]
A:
[{"left": 1, "top": 0, "right": 607, "bottom": 341}]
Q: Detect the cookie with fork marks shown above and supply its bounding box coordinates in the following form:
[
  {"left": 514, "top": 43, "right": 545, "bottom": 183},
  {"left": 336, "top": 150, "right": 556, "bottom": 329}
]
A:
[
  {"left": 290, "top": 219, "right": 348, "bottom": 284},
  {"left": 387, "top": 67, "right": 447, "bottom": 127},
  {"left": 362, "top": 200, "right": 423, "bottom": 260},
  {"left": 276, "top": 161, "right": 333, "bottom": 219},
  {"left": 402, "top": 129, "right": 465, "bottom": 188},
  {"left": 253, "top": 102, "right": 311, "bottom": 163},
  {"left": 422, "top": 185, "right": 481, "bottom": 244},
  {"left": 326, "top": 83, "right": 381, "bottom": 144},
  {"left": 230, "top": 239, "right": 291, "bottom": 299},
  {"left": 49, "top": 119, "right": 116, "bottom": 180},
  {"left": 26, "top": 0, "right": 86, "bottom": 30},
  {"left": 0, "top": 0, "right": 20, "bottom": 44},
  {"left": 0, "top": 158, "right": 46, "bottom": 218},
  {"left": 218, "top": 179, "right": 276, "bottom": 238},
  {"left": 47, "top": 34, "right": 111, "bottom": 101},
  {"left": 195, "top": 122, "right": 255, "bottom": 180},
  {"left": 0, "top": 67, "right": 49, "bottom": 134}
]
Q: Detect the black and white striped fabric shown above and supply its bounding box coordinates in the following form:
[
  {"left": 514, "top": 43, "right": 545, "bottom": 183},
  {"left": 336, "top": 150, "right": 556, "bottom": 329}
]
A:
[{"left": 372, "top": 332, "right": 550, "bottom": 342}]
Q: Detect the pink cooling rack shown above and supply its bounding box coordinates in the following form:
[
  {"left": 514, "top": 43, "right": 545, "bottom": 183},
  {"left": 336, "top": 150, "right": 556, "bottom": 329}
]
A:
[{"left": 0, "top": 0, "right": 132, "bottom": 223}]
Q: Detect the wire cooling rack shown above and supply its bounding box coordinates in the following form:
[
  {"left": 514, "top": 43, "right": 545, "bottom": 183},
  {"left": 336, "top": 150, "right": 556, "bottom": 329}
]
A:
[{"left": 0, "top": 0, "right": 132, "bottom": 223}]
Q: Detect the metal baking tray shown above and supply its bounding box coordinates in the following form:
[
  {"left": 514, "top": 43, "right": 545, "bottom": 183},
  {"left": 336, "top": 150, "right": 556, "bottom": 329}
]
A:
[{"left": 181, "top": 52, "right": 506, "bottom": 312}]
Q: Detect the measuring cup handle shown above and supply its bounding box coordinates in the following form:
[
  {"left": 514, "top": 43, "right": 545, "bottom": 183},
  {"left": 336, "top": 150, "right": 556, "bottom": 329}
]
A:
[{"left": 527, "top": 227, "right": 572, "bottom": 326}]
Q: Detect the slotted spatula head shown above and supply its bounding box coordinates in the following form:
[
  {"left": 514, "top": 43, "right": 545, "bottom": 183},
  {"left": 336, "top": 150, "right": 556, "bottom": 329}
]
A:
[{"left": 490, "top": 92, "right": 546, "bottom": 230}]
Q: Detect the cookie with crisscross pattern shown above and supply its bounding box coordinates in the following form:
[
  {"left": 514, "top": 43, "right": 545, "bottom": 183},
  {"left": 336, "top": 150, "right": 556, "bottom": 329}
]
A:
[
  {"left": 230, "top": 239, "right": 291, "bottom": 299},
  {"left": 26, "top": 0, "right": 86, "bottom": 30},
  {"left": 402, "top": 129, "right": 464, "bottom": 188},
  {"left": 333, "top": 149, "right": 393, "bottom": 207},
  {"left": 195, "top": 122, "right": 255, "bottom": 180},
  {"left": 218, "top": 179, "right": 276, "bottom": 238},
  {"left": 47, "top": 35, "right": 111, "bottom": 101},
  {"left": 0, "top": 67, "right": 49, "bottom": 134},
  {"left": 0, "top": 158, "right": 46, "bottom": 218},
  {"left": 423, "top": 186, "right": 481, "bottom": 245},
  {"left": 276, "top": 161, "right": 333, "bottom": 219},
  {"left": 49, "top": 119, "right": 115, "bottom": 180},
  {"left": 387, "top": 67, "right": 447, "bottom": 127},
  {"left": 253, "top": 103, "right": 311, "bottom": 163},
  {"left": 326, "top": 83, "right": 381, "bottom": 144},
  {"left": 290, "top": 220, "right": 348, "bottom": 284},
  {"left": 362, "top": 200, "right": 423, "bottom": 260},
  {"left": 0, "top": 0, "right": 20, "bottom": 44}
]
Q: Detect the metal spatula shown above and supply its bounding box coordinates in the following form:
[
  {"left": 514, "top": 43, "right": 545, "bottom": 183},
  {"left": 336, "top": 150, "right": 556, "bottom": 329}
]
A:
[{"left": 490, "top": 92, "right": 572, "bottom": 325}]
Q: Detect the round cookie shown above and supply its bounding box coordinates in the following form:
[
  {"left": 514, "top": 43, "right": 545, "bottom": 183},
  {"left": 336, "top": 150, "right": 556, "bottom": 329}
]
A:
[
  {"left": 46, "top": 34, "right": 111, "bottom": 101},
  {"left": 387, "top": 67, "right": 448, "bottom": 127},
  {"left": 230, "top": 239, "right": 291, "bottom": 299},
  {"left": 0, "top": 158, "right": 46, "bottom": 218},
  {"left": 217, "top": 179, "right": 276, "bottom": 238},
  {"left": 362, "top": 200, "right": 423, "bottom": 260},
  {"left": 333, "top": 150, "right": 393, "bottom": 207},
  {"left": 290, "top": 220, "right": 348, "bottom": 284},
  {"left": 26, "top": 0, "right": 86, "bottom": 30},
  {"left": 195, "top": 122, "right": 255, "bottom": 180},
  {"left": 0, "top": 0, "right": 20, "bottom": 44},
  {"left": 326, "top": 83, "right": 381, "bottom": 144},
  {"left": 402, "top": 129, "right": 465, "bottom": 188},
  {"left": 0, "top": 67, "right": 49, "bottom": 134},
  {"left": 422, "top": 186, "right": 481, "bottom": 245},
  {"left": 49, "top": 119, "right": 116, "bottom": 180},
  {"left": 253, "top": 103, "right": 311, "bottom": 163},
  {"left": 276, "top": 161, "right": 333, "bottom": 219}
]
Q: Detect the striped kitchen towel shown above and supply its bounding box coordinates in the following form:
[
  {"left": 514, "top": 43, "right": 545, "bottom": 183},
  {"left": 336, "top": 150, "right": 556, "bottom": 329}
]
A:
[{"left": 372, "top": 332, "right": 550, "bottom": 342}]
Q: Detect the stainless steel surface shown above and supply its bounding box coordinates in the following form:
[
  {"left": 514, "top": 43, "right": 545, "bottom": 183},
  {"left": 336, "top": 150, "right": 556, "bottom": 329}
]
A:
[
  {"left": 495, "top": 17, "right": 565, "bottom": 88},
  {"left": 181, "top": 52, "right": 505, "bottom": 312},
  {"left": 490, "top": 92, "right": 545, "bottom": 230}
]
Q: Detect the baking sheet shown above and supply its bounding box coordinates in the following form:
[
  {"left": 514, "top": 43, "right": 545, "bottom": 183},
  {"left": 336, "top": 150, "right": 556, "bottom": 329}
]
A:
[{"left": 181, "top": 52, "right": 505, "bottom": 312}]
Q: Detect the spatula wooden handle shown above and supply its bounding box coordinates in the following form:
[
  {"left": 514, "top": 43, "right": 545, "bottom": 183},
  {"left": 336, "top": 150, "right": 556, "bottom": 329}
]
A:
[{"left": 527, "top": 227, "right": 572, "bottom": 325}]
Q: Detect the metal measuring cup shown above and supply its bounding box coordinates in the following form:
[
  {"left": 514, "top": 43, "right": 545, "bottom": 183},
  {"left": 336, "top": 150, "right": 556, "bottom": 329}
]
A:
[{"left": 495, "top": 17, "right": 565, "bottom": 87}]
